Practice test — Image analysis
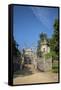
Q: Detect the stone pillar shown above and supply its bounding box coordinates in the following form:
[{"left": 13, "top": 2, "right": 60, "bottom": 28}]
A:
[
  {"left": 37, "top": 57, "right": 52, "bottom": 72},
  {"left": 20, "top": 57, "right": 24, "bottom": 70}
]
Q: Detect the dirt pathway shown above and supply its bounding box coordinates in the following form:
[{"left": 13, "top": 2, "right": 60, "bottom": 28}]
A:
[{"left": 13, "top": 72, "right": 58, "bottom": 85}]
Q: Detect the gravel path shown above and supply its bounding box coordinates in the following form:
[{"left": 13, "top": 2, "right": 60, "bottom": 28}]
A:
[{"left": 13, "top": 72, "right": 58, "bottom": 85}]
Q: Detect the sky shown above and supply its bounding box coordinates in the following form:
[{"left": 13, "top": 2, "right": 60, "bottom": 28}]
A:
[{"left": 13, "top": 5, "right": 58, "bottom": 51}]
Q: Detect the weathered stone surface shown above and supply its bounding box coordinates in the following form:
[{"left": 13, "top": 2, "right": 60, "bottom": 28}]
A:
[
  {"left": 37, "top": 57, "right": 52, "bottom": 72},
  {"left": 21, "top": 48, "right": 52, "bottom": 72}
]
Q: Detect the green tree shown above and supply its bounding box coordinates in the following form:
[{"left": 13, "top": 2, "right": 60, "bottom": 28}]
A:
[
  {"left": 50, "top": 19, "right": 59, "bottom": 60},
  {"left": 40, "top": 32, "right": 47, "bottom": 41},
  {"left": 12, "top": 36, "right": 21, "bottom": 57}
]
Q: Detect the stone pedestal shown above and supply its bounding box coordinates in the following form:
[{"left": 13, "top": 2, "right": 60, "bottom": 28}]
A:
[{"left": 37, "top": 57, "right": 52, "bottom": 72}]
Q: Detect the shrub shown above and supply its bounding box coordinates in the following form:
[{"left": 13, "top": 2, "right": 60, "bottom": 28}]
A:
[
  {"left": 50, "top": 51, "right": 58, "bottom": 60},
  {"left": 52, "top": 61, "right": 58, "bottom": 73},
  {"left": 45, "top": 52, "right": 52, "bottom": 59}
]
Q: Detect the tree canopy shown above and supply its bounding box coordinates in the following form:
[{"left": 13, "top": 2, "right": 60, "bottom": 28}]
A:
[
  {"left": 37, "top": 19, "right": 59, "bottom": 60},
  {"left": 12, "top": 36, "right": 21, "bottom": 57},
  {"left": 50, "top": 19, "right": 59, "bottom": 60},
  {"left": 39, "top": 32, "right": 47, "bottom": 41}
]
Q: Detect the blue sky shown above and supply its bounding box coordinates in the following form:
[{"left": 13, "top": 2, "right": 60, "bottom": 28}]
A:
[{"left": 13, "top": 5, "right": 58, "bottom": 50}]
